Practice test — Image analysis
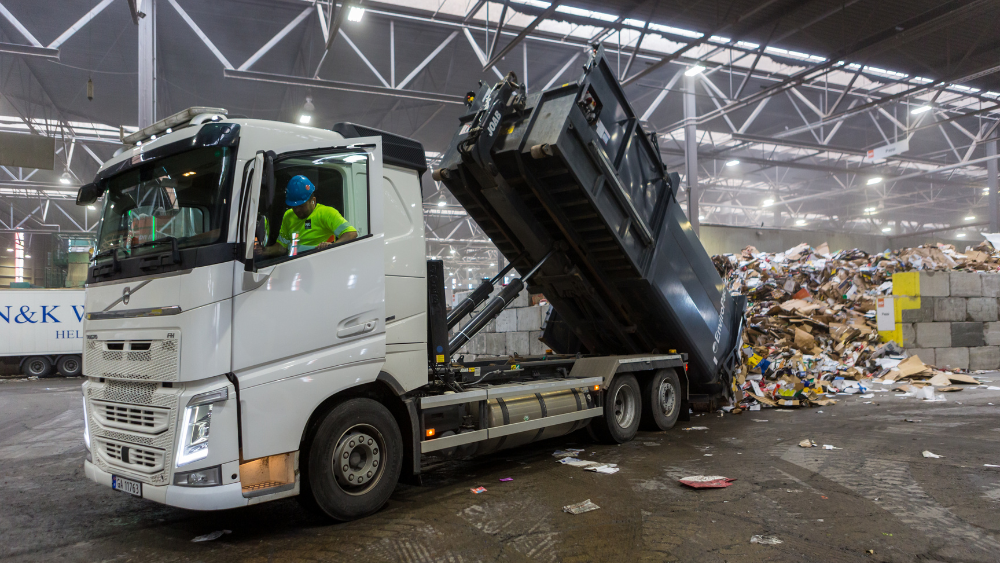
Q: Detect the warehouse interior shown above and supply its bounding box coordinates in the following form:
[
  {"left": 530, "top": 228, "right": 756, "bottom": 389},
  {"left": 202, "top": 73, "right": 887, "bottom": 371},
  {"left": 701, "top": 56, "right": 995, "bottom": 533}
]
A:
[{"left": 2, "top": 1, "right": 1000, "bottom": 561}]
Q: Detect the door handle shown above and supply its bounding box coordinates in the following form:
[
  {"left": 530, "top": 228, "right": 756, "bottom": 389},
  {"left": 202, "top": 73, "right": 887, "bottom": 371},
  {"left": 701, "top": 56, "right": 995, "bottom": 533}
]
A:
[{"left": 336, "top": 320, "right": 377, "bottom": 338}]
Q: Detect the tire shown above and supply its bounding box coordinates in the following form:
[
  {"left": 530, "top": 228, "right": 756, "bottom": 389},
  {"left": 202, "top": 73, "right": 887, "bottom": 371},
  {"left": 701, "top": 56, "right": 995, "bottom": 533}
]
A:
[
  {"left": 22, "top": 356, "right": 52, "bottom": 378},
  {"left": 590, "top": 374, "right": 641, "bottom": 444},
  {"left": 303, "top": 398, "right": 402, "bottom": 521},
  {"left": 640, "top": 369, "right": 682, "bottom": 431},
  {"left": 57, "top": 355, "right": 82, "bottom": 377}
]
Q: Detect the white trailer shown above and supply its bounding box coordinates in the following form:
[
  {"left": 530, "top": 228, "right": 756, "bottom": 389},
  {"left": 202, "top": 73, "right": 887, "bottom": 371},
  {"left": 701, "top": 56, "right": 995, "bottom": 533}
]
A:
[{"left": 0, "top": 288, "right": 85, "bottom": 377}]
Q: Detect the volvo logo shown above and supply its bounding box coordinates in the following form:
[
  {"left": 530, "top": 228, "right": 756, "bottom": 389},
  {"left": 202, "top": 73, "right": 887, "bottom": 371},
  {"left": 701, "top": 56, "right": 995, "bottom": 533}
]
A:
[{"left": 122, "top": 286, "right": 131, "bottom": 305}]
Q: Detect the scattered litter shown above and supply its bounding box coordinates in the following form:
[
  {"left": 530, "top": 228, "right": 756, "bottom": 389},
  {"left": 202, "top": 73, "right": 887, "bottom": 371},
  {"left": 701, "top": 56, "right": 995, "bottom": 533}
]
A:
[
  {"left": 552, "top": 448, "right": 584, "bottom": 458},
  {"left": 499, "top": 477, "right": 513, "bottom": 482},
  {"left": 703, "top": 454, "right": 713, "bottom": 457},
  {"left": 563, "top": 499, "right": 600, "bottom": 514},
  {"left": 799, "top": 439, "right": 817, "bottom": 448},
  {"left": 750, "top": 535, "right": 783, "bottom": 545},
  {"left": 984, "top": 464, "right": 1000, "bottom": 468},
  {"left": 903, "top": 418, "right": 921, "bottom": 423},
  {"left": 192, "top": 530, "right": 231, "bottom": 543},
  {"left": 470, "top": 486, "right": 487, "bottom": 494},
  {"left": 988, "top": 386, "right": 1000, "bottom": 391},
  {"left": 922, "top": 451, "right": 943, "bottom": 458},
  {"left": 586, "top": 465, "right": 620, "bottom": 474},
  {"left": 679, "top": 475, "right": 737, "bottom": 489},
  {"left": 752, "top": 419, "right": 768, "bottom": 422},
  {"left": 822, "top": 444, "right": 840, "bottom": 450},
  {"left": 683, "top": 426, "right": 709, "bottom": 431},
  {"left": 643, "top": 442, "right": 660, "bottom": 446}
]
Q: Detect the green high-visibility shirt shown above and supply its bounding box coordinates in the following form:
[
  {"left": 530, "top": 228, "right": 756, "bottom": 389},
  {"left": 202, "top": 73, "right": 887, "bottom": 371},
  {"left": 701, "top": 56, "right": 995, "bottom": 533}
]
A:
[{"left": 276, "top": 204, "right": 357, "bottom": 251}]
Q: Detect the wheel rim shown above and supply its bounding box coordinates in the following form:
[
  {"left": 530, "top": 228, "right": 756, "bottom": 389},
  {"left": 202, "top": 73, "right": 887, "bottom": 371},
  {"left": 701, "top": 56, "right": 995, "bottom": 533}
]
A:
[
  {"left": 612, "top": 383, "right": 637, "bottom": 429},
  {"left": 657, "top": 378, "right": 676, "bottom": 417},
  {"left": 332, "top": 424, "right": 385, "bottom": 496},
  {"left": 63, "top": 359, "right": 79, "bottom": 373},
  {"left": 28, "top": 360, "right": 45, "bottom": 375}
]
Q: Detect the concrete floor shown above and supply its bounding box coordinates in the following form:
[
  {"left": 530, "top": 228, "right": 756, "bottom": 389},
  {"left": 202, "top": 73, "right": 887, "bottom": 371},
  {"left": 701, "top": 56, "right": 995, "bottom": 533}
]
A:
[{"left": 3, "top": 377, "right": 1000, "bottom": 562}]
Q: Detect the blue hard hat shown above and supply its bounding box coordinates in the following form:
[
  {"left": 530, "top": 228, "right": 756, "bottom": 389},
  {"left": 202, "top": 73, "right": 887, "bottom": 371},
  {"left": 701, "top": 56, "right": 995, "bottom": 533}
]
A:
[{"left": 285, "top": 175, "right": 316, "bottom": 207}]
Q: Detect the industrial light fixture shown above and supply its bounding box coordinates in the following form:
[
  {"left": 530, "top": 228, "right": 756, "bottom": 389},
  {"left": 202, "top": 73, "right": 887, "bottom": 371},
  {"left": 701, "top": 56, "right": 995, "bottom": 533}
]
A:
[
  {"left": 762, "top": 199, "right": 774, "bottom": 206},
  {"left": 299, "top": 96, "right": 314, "bottom": 124},
  {"left": 957, "top": 233, "right": 966, "bottom": 238},
  {"left": 437, "top": 200, "right": 446, "bottom": 207},
  {"left": 87, "top": 205, "right": 95, "bottom": 210},
  {"left": 5, "top": 248, "right": 11, "bottom": 252},
  {"left": 881, "top": 227, "right": 891, "bottom": 232},
  {"left": 25, "top": 255, "right": 30, "bottom": 258},
  {"left": 59, "top": 172, "right": 72, "bottom": 185},
  {"left": 348, "top": 6, "right": 365, "bottom": 22},
  {"left": 684, "top": 65, "right": 705, "bottom": 76},
  {"left": 863, "top": 207, "right": 878, "bottom": 215},
  {"left": 911, "top": 105, "right": 932, "bottom": 115},
  {"left": 965, "top": 215, "right": 976, "bottom": 221},
  {"left": 795, "top": 219, "right": 806, "bottom": 226},
  {"left": 725, "top": 159, "right": 739, "bottom": 166},
  {"left": 697, "top": 215, "right": 704, "bottom": 220},
  {"left": 866, "top": 177, "right": 882, "bottom": 185},
  {"left": 298, "top": 114, "right": 312, "bottom": 125}
]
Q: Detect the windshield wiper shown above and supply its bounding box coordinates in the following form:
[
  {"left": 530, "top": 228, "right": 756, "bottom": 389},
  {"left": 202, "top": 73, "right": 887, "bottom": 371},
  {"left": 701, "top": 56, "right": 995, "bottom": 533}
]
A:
[{"left": 131, "top": 236, "right": 181, "bottom": 266}]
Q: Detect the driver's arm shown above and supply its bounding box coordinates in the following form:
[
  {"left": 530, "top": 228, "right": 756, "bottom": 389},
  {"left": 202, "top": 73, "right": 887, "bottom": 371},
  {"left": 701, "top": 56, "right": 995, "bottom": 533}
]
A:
[{"left": 256, "top": 212, "right": 292, "bottom": 258}]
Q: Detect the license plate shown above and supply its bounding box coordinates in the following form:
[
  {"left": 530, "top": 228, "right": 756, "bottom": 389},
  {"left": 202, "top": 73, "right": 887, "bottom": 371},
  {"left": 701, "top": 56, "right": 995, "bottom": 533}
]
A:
[{"left": 112, "top": 475, "right": 142, "bottom": 497}]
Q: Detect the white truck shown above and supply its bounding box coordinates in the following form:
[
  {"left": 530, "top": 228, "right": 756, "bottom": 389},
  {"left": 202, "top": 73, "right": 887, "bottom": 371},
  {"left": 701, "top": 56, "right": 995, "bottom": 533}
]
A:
[
  {"left": 0, "top": 288, "right": 84, "bottom": 377},
  {"left": 77, "top": 49, "right": 743, "bottom": 521}
]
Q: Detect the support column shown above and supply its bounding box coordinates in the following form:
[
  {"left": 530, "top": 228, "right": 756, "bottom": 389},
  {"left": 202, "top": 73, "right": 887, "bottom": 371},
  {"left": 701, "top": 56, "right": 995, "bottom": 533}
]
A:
[
  {"left": 772, "top": 202, "right": 780, "bottom": 228},
  {"left": 988, "top": 139, "right": 998, "bottom": 233},
  {"left": 683, "top": 74, "right": 699, "bottom": 235},
  {"left": 137, "top": 0, "right": 156, "bottom": 128}
]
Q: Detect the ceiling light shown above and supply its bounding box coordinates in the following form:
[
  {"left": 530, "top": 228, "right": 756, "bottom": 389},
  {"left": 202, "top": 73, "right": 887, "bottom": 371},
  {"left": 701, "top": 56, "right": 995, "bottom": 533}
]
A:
[
  {"left": 762, "top": 199, "right": 774, "bottom": 206},
  {"left": 864, "top": 207, "right": 878, "bottom": 215},
  {"left": 725, "top": 159, "right": 739, "bottom": 166},
  {"left": 298, "top": 114, "right": 312, "bottom": 125},
  {"left": 59, "top": 172, "right": 71, "bottom": 185},
  {"left": 87, "top": 205, "right": 95, "bottom": 210},
  {"left": 866, "top": 177, "right": 882, "bottom": 185},
  {"left": 957, "top": 233, "right": 966, "bottom": 238},
  {"left": 881, "top": 227, "right": 891, "bottom": 232},
  {"left": 965, "top": 215, "right": 976, "bottom": 221},
  {"left": 795, "top": 219, "right": 806, "bottom": 226},
  {"left": 5, "top": 248, "right": 11, "bottom": 252},
  {"left": 182, "top": 171, "right": 196, "bottom": 177},
  {"left": 910, "top": 105, "right": 932, "bottom": 115},
  {"left": 697, "top": 215, "right": 704, "bottom": 220},
  {"left": 348, "top": 6, "right": 365, "bottom": 22},
  {"left": 437, "top": 200, "right": 446, "bottom": 207},
  {"left": 25, "top": 255, "right": 30, "bottom": 258},
  {"left": 684, "top": 65, "right": 705, "bottom": 76}
]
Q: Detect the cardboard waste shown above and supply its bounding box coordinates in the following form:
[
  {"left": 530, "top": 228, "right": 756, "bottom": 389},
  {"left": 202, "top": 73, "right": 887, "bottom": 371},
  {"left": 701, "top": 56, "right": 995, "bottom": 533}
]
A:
[{"left": 713, "top": 241, "right": 995, "bottom": 410}]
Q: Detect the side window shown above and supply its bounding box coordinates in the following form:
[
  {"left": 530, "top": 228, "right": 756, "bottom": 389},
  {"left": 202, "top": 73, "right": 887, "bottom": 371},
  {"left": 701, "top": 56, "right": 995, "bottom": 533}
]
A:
[{"left": 254, "top": 149, "right": 370, "bottom": 266}]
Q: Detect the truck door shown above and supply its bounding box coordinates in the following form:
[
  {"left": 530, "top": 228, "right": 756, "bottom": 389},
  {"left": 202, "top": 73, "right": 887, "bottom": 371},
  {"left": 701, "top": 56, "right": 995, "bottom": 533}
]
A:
[{"left": 231, "top": 141, "right": 386, "bottom": 386}]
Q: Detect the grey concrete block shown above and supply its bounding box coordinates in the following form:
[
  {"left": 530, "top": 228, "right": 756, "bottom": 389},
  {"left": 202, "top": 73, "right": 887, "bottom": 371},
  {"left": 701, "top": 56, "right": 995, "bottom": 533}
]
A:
[
  {"left": 919, "top": 271, "right": 950, "bottom": 297},
  {"left": 469, "top": 334, "right": 486, "bottom": 355},
  {"left": 900, "top": 298, "right": 934, "bottom": 323},
  {"left": 529, "top": 330, "right": 546, "bottom": 355},
  {"left": 905, "top": 348, "right": 935, "bottom": 366},
  {"left": 950, "top": 272, "right": 982, "bottom": 296},
  {"left": 970, "top": 346, "right": 1000, "bottom": 371},
  {"left": 495, "top": 309, "right": 517, "bottom": 332},
  {"left": 902, "top": 323, "right": 917, "bottom": 347},
  {"left": 916, "top": 322, "right": 951, "bottom": 348},
  {"left": 506, "top": 331, "right": 530, "bottom": 355},
  {"left": 511, "top": 289, "right": 531, "bottom": 308},
  {"left": 516, "top": 307, "right": 543, "bottom": 331},
  {"left": 933, "top": 298, "right": 966, "bottom": 322},
  {"left": 935, "top": 347, "right": 969, "bottom": 370},
  {"left": 985, "top": 322, "right": 1000, "bottom": 346},
  {"left": 485, "top": 333, "right": 506, "bottom": 356},
  {"left": 951, "top": 322, "right": 985, "bottom": 347},
  {"left": 967, "top": 297, "right": 998, "bottom": 321},
  {"left": 982, "top": 275, "right": 1000, "bottom": 297}
]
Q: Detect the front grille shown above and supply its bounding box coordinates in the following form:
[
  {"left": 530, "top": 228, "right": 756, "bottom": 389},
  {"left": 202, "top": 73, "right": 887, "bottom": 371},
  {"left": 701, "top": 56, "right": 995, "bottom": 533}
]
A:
[
  {"left": 84, "top": 337, "right": 180, "bottom": 381},
  {"left": 92, "top": 399, "right": 169, "bottom": 434},
  {"left": 87, "top": 380, "right": 181, "bottom": 485},
  {"left": 95, "top": 438, "right": 165, "bottom": 474}
]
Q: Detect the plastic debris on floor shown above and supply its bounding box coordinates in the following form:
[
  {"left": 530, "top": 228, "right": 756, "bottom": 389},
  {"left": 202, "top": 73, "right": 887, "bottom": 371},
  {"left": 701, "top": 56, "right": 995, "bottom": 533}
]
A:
[
  {"left": 563, "top": 499, "right": 600, "bottom": 514},
  {"left": 678, "top": 475, "right": 737, "bottom": 489},
  {"left": 191, "top": 530, "right": 231, "bottom": 543},
  {"left": 921, "top": 451, "right": 944, "bottom": 458},
  {"left": 712, "top": 241, "right": 995, "bottom": 411},
  {"left": 470, "top": 486, "right": 488, "bottom": 494},
  {"left": 750, "top": 535, "right": 783, "bottom": 545}
]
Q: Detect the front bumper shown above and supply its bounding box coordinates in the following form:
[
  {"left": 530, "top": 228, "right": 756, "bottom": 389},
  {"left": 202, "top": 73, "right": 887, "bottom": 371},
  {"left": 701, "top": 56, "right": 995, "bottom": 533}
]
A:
[{"left": 85, "top": 460, "right": 248, "bottom": 511}]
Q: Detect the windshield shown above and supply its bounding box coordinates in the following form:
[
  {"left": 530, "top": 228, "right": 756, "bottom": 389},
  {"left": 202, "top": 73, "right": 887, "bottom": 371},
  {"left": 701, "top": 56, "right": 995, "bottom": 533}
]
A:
[{"left": 96, "top": 146, "right": 234, "bottom": 257}]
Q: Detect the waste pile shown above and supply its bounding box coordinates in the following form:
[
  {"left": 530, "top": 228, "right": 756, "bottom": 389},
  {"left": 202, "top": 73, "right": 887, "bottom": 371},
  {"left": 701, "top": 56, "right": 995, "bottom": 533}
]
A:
[{"left": 713, "top": 241, "right": 998, "bottom": 410}]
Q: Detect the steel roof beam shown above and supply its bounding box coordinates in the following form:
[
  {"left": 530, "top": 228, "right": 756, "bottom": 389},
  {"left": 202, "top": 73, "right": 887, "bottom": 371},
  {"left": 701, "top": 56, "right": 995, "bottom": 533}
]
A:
[{"left": 224, "top": 68, "right": 465, "bottom": 104}]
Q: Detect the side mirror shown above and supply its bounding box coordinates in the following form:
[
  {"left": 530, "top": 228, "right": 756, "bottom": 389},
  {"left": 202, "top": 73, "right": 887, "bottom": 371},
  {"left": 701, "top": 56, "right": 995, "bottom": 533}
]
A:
[
  {"left": 76, "top": 182, "right": 101, "bottom": 206},
  {"left": 262, "top": 151, "right": 276, "bottom": 208},
  {"left": 255, "top": 215, "right": 269, "bottom": 247}
]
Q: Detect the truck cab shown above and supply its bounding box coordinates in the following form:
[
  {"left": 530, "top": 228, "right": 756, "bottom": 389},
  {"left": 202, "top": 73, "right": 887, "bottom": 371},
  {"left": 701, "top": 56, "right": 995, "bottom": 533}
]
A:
[{"left": 80, "top": 109, "right": 429, "bottom": 518}]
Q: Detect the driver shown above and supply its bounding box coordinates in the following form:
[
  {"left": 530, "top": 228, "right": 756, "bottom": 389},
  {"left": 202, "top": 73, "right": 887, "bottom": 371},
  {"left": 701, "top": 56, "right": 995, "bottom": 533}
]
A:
[{"left": 258, "top": 175, "right": 357, "bottom": 258}]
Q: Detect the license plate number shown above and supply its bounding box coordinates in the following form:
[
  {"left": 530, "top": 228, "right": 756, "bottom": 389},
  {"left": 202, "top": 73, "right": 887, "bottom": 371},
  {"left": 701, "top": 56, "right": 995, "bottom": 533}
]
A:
[{"left": 112, "top": 475, "right": 142, "bottom": 497}]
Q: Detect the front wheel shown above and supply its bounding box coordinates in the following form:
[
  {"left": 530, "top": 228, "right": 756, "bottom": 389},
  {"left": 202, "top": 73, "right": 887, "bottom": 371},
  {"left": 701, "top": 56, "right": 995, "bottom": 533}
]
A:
[
  {"left": 23, "top": 356, "right": 52, "bottom": 378},
  {"left": 590, "top": 374, "right": 641, "bottom": 444},
  {"left": 640, "top": 369, "right": 682, "bottom": 430},
  {"left": 304, "top": 398, "right": 402, "bottom": 521}
]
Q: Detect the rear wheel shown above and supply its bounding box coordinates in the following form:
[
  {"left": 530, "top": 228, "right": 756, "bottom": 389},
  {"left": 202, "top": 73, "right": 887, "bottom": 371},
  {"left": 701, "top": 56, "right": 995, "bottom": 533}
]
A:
[
  {"left": 304, "top": 398, "right": 402, "bottom": 521},
  {"left": 23, "top": 356, "right": 52, "bottom": 378},
  {"left": 590, "top": 374, "right": 641, "bottom": 444},
  {"left": 640, "top": 369, "right": 682, "bottom": 430},
  {"left": 57, "top": 355, "right": 82, "bottom": 377}
]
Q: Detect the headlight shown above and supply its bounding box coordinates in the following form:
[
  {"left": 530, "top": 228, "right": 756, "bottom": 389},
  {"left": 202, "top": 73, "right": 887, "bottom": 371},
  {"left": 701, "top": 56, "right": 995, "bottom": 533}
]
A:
[
  {"left": 82, "top": 396, "right": 91, "bottom": 451},
  {"left": 176, "top": 387, "right": 229, "bottom": 467},
  {"left": 174, "top": 465, "right": 222, "bottom": 487}
]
